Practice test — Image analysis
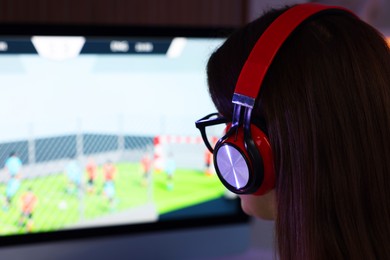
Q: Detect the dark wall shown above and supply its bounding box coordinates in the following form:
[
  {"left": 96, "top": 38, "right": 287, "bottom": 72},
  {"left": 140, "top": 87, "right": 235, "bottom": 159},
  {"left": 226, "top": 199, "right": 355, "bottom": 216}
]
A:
[{"left": 0, "top": 0, "right": 248, "bottom": 27}]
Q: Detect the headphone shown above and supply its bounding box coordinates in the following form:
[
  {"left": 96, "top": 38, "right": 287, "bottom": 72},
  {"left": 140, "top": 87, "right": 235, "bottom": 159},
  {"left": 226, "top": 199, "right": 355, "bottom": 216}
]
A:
[{"left": 213, "top": 3, "right": 353, "bottom": 195}]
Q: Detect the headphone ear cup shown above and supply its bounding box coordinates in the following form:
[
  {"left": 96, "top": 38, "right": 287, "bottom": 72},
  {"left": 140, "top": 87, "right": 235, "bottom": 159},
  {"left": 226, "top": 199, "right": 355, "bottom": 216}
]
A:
[
  {"left": 214, "top": 124, "right": 252, "bottom": 192},
  {"left": 213, "top": 123, "right": 275, "bottom": 195}
]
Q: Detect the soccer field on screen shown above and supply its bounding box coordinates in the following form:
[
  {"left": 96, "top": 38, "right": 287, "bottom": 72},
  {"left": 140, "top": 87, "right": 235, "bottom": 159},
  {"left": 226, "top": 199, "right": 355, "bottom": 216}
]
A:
[{"left": 0, "top": 162, "right": 226, "bottom": 235}]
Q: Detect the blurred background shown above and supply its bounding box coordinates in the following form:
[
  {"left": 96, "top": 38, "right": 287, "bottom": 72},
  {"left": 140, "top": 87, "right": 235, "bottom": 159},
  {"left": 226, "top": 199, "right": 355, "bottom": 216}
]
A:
[
  {"left": 0, "top": 0, "right": 388, "bottom": 259},
  {"left": 0, "top": 0, "right": 389, "bottom": 34}
]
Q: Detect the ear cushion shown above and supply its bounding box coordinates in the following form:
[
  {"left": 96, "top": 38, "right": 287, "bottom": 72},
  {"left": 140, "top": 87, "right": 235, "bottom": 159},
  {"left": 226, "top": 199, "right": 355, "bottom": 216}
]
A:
[
  {"left": 213, "top": 123, "right": 275, "bottom": 195},
  {"left": 249, "top": 124, "right": 275, "bottom": 195}
]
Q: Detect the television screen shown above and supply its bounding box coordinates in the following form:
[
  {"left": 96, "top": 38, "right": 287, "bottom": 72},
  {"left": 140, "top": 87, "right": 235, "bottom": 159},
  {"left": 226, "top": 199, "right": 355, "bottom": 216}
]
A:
[{"left": 0, "top": 24, "right": 247, "bottom": 245}]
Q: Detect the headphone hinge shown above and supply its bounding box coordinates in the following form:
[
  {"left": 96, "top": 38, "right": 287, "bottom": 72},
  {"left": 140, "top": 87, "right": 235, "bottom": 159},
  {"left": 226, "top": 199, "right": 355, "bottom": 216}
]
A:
[{"left": 232, "top": 93, "right": 255, "bottom": 108}]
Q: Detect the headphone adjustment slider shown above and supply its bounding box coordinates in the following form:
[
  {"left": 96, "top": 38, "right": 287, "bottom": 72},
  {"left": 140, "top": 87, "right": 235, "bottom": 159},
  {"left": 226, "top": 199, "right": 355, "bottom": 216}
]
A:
[{"left": 232, "top": 93, "right": 255, "bottom": 108}]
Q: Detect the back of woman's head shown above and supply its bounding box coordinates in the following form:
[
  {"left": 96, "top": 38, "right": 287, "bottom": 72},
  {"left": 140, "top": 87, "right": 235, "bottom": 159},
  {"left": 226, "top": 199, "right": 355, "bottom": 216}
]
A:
[{"left": 207, "top": 5, "right": 390, "bottom": 260}]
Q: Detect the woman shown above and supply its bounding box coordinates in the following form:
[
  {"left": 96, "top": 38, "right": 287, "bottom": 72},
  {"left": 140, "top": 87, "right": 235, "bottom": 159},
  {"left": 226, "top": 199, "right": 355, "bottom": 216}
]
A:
[{"left": 200, "top": 3, "right": 390, "bottom": 259}]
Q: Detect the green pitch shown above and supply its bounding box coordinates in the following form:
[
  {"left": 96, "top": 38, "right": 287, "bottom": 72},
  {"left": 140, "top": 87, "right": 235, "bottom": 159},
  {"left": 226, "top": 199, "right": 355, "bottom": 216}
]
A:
[{"left": 0, "top": 162, "right": 226, "bottom": 236}]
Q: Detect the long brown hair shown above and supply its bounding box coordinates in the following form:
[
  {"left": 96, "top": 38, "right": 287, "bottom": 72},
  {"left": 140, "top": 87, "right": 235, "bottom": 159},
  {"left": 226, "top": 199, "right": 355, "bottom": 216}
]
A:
[{"left": 206, "top": 5, "right": 390, "bottom": 260}]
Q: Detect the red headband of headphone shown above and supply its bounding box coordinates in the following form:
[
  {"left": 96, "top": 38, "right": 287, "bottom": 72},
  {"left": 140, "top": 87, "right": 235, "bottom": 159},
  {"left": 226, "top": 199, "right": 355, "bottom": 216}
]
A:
[{"left": 233, "top": 3, "right": 354, "bottom": 107}]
